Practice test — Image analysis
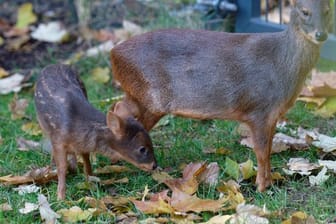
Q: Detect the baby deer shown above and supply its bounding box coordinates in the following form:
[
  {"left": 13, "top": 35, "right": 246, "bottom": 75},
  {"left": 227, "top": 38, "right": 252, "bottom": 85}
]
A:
[{"left": 34, "top": 64, "right": 157, "bottom": 200}]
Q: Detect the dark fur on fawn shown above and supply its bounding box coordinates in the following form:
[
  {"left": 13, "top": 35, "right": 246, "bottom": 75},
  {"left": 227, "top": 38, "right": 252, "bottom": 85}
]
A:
[
  {"left": 34, "top": 64, "right": 157, "bottom": 200},
  {"left": 110, "top": 0, "right": 331, "bottom": 192}
]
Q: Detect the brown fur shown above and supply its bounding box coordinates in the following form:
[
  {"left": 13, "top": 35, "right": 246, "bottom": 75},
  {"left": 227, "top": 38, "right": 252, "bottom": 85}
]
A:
[
  {"left": 110, "top": 0, "right": 331, "bottom": 191},
  {"left": 34, "top": 64, "right": 157, "bottom": 200}
]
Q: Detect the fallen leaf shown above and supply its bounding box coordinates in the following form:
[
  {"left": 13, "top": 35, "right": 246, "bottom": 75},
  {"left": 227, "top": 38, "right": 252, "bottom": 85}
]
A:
[
  {"left": 57, "top": 206, "right": 94, "bottom": 223},
  {"left": 200, "top": 215, "right": 232, "bottom": 224},
  {"left": 152, "top": 171, "right": 173, "bottom": 183},
  {"left": 0, "top": 174, "right": 33, "bottom": 185},
  {"left": 21, "top": 122, "right": 42, "bottom": 136},
  {"left": 0, "top": 202, "right": 13, "bottom": 211},
  {"left": 163, "top": 162, "right": 206, "bottom": 194},
  {"left": 282, "top": 211, "right": 316, "bottom": 224},
  {"left": 272, "top": 133, "right": 308, "bottom": 152},
  {"left": 100, "top": 177, "right": 129, "bottom": 185},
  {"left": 26, "top": 166, "right": 58, "bottom": 184},
  {"left": 199, "top": 162, "right": 220, "bottom": 185},
  {"left": 312, "top": 133, "right": 336, "bottom": 152},
  {"left": 16, "top": 137, "right": 40, "bottom": 151},
  {"left": 86, "top": 40, "right": 114, "bottom": 57},
  {"left": 19, "top": 202, "right": 39, "bottom": 214},
  {"left": 114, "top": 20, "right": 144, "bottom": 42},
  {"left": 0, "top": 134, "right": 3, "bottom": 146},
  {"left": 9, "top": 95, "right": 29, "bottom": 120},
  {"left": 217, "top": 180, "right": 245, "bottom": 210},
  {"left": 318, "top": 160, "right": 336, "bottom": 172},
  {"left": 309, "top": 166, "right": 329, "bottom": 186},
  {"left": 225, "top": 157, "right": 240, "bottom": 180},
  {"left": 6, "top": 34, "right": 30, "bottom": 51},
  {"left": 3, "top": 27, "right": 29, "bottom": 38},
  {"left": 31, "top": 22, "right": 69, "bottom": 43},
  {"left": 94, "top": 165, "right": 131, "bottom": 174},
  {"left": 38, "top": 194, "right": 60, "bottom": 224},
  {"left": 83, "top": 196, "right": 108, "bottom": 212},
  {"left": 306, "top": 70, "right": 336, "bottom": 97},
  {"left": 297, "top": 96, "right": 327, "bottom": 107},
  {"left": 13, "top": 184, "right": 40, "bottom": 195},
  {"left": 271, "top": 172, "right": 286, "bottom": 181},
  {"left": 315, "top": 96, "right": 336, "bottom": 118},
  {"left": 170, "top": 189, "right": 226, "bottom": 213},
  {"left": 91, "top": 67, "right": 110, "bottom": 84},
  {"left": 239, "top": 159, "right": 257, "bottom": 180},
  {"left": 0, "top": 73, "right": 25, "bottom": 94},
  {"left": 94, "top": 29, "right": 117, "bottom": 42},
  {"left": 286, "top": 158, "right": 319, "bottom": 174},
  {"left": 15, "top": 3, "right": 37, "bottom": 29},
  {"left": 132, "top": 190, "right": 175, "bottom": 214},
  {"left": 0, "top": 67, "right": 9, "bottom": 78},
  {"left": 230, "top": 203, "right": 269, "bottom": 224}
]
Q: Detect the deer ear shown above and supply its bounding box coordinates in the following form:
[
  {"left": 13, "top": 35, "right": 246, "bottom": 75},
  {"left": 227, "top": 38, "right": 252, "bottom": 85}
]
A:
[
  {"left": 106, "top": 110, "right": 124, "bottom": 138},
  {"left": 113, "top": 101, "right": 133, "bottom": 119}
]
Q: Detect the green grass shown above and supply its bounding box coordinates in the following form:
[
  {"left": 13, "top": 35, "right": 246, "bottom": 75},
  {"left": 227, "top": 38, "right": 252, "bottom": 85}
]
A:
[{"left": 1, "top": 6, "right": 336, "bottom": 224}]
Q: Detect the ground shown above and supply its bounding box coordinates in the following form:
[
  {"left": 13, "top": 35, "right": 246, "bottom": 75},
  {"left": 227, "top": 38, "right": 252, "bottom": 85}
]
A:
[{"left": 0, "top": 0, "right": 336, "bottom": 223}]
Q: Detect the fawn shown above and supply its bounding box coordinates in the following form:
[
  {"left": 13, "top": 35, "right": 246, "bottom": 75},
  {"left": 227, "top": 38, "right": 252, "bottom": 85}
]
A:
[
  {"left": 110, "top": 0, "right": 331, "bottom": 191},
  {"left": 34, "top": 64, "right": 157, "bottom": 200}
]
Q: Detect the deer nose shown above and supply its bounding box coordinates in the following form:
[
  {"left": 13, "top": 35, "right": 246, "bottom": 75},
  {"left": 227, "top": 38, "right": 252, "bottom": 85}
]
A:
[{"left": 315, "top": 32, "right": 328, "bottom": 42}]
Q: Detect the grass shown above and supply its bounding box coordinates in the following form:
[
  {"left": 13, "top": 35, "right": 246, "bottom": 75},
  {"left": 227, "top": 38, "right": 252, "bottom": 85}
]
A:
[{"left": 1, "top": 5, "right": 336, "bottom": 224}]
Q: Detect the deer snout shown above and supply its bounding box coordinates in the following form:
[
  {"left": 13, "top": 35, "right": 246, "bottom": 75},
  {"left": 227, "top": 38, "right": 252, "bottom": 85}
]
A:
[{"left": 315, "top": 31, "right": 328, "bottom": 42}]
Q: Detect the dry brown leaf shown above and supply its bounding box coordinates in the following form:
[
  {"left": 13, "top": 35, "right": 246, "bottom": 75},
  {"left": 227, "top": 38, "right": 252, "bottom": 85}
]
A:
[
  {"left": 307, "top": 70, "right": 336, "bottom": 97},
  {"left": 0, "top": 174, "right": 33, "bottom": 185},
  {"left": 38, "top": 194, "right": 60, "bottom": 224},
  {"left": 6, "top": 34, "right": 30, "bottom": 51},
  {"left": 114, "top": 20, "right": 144, "bottom": 42},
  {"left": 83, "top": 196, "right": 108, "bottom": 212},
  {"left": 100, "top": 177, "right": 129, "bottom": 185},
  {"left": 0, "top": 202, "right": 13, "bottom": 211},
  {"left": 283, "top": 158, "right": 319, "bottom": 176},
  {"left": 94, "top": 165, "right": 131, "bottom": 174},
  {"left": 200, "top": 215, "right": 232, "bottom": 224},
  {"left": 199, "top": 162, "right": 220, "bottom": 185},
  {"left": 170, "top": 188, "right": 226, "bottom": 213},
  {"left": 9, "top": 95, "right": 29, "bottom": 120},
  {"left": 16, "top": 137, "right": 40, "bottom": 151},
  {"left": 94, "top": 29, "right": 117, "bottom": 42},
  {"left": 132, "top": 190, "right": 175, "bottom": 215},
  {"left": 230, "top": 203, "right": 269, "bottom": 224},
  {"left": 57, "top": 206, "right": 94, "bottom": 223},
  {"left": 3, "top": 27, "right": 29, "bottom": 38},
  {"left": 164, "top": 162, "right": 206, "bottom": 194},
  {"left": 0, "top": 134, "right": 3, "bottom": 146}
]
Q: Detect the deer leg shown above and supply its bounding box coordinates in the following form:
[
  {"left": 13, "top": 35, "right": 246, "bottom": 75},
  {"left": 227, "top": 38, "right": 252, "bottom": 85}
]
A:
[
  {"left": 249, "top": 118, "right": 277, "bottom": 192},
  {"left": 53, "top": 145, "right": 68, "bottom": 200},
  {"left": 82, "top": 153, "right": 92, "bottom": 177}
]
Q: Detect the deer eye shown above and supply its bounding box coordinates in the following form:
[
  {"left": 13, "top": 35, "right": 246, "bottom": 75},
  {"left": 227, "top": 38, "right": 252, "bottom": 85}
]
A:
[
  {"left": 301, "top": 8, "right": 310, "bottom": 17},
  {"left": 138, "top": 146, "right": 147, "bottom": 155}
]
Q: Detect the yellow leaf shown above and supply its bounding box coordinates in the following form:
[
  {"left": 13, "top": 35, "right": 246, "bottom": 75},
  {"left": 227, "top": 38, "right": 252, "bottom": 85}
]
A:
[
  {"left": 57, "top": 206, "right": 94, "bottom": 223},
  {"left": 315, "top": 96, "right": 336, "bottom": 118},
  {"left": 239, "top": 159, "right": 257, "bottom": 180},
  {"left": 15, "top": 3, "right": 37, "bottom": 29},
  {"left": 91, "top": 67, "right": 110, "bottom": 84},
  {"left": 297, "top": 96, "right": 326, "bottom": 107},
  {"left": 132, "top": 190, "right": 174, "bottom": 214},
  {"left": 21, "top": 122, "right": 42, "bottom": 136},
  {"left": 282, "top": 211, "right": 316, "bottom": 224},
  {"left": 0, "top": 67, "right": 8, "bottom": 78}
]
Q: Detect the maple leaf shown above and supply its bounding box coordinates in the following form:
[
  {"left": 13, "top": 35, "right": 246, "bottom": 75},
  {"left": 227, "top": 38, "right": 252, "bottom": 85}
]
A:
[
  {"left": 170, "top": 188, "right": 226, "bottom": 213},
  {"left": 132, "top": 190, "right": 174, "bottom": 214}
]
